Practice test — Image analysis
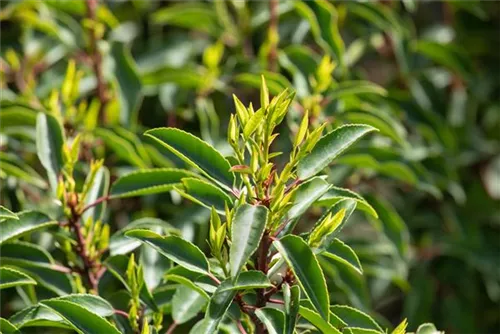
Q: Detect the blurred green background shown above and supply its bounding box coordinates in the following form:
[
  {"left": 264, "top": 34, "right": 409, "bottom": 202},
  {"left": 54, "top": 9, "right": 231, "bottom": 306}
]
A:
[{"left": 1, "top": 0, "right": 499, "bottom": 332}]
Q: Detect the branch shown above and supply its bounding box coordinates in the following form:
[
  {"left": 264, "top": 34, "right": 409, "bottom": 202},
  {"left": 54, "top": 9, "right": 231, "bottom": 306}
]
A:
[{"left": 81, "top": 195, "right": 110, "bottom": 213}]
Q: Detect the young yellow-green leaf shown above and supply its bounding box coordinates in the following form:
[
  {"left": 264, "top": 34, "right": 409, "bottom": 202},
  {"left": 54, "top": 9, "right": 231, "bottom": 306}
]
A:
[
  {"left": 40, "top": 300, "right": 120, "bottom": 334},
  {"left": 392, "top": 318, "right": 408, "bottom": 334},
  {"left": 321, "top": 239, "right": 363, "bottom": 275},
  {"left": 243, "top": 107, "right": 266, "bottom": 138},
  {"left": 230, "top": 204, "right": 268, "bottom": 278},
  {"left": 125, "top": 229, "right": 210, "bottom": 275},
  {"left": 36, "top": 113, "right": 65, "bottom": 191},
  {"left": 261, "top": 75, "right": 270, "bottom": 109},
  {"left": 110, "top": 168, "right": 194, "bottom": 198},
  {"left": 318, "top": 187, "right": 378, "bottom": 218},
  {"left": 144, "top": 128, "right": 235, "bottom": 189},
  {"left": 9, "top": 304, "right": 70, "bottom": 329},
  {"left": 0, "top": 318, "right": 19, "bottom": 333},
  {"left": 197, "top": 279, "right": 237, "bottom": 334},
  {"left": 218, "top": 270, "right": 273, "bottom": 292},
  {"left": 255, "top": 307, "right": 285, "bottom": 334},
  {"left": 177, "top": 177, "right": 232, "bottom": 213},
  {"left": 172, "top": 285, "right": 207, "bottom": 324},
  {"left": 274, "top": 235, "right": 329, "bottom": 320},
  {"left": 0, "top": 211, "right": 57, "bottom": 245},
  {"left": 297, "top": 124, "right": 377, "bottom": 179},
  {"left": 294, "top": 110, "right": 309, "bottom": 147},
  {"left": 299, "top": 306, "right": 341, "bottom": 334},
  {"left": 312, "top": 199, "right": 357, "bottom": 248},
  {"left": 0, "top": 267, "right": 36, "bottom": 289},
  {"left": 0, "top": 206, "right": 17, "bottom": 220},
  {"left": 331, "top": 305, "right": 383, "bottom": 332},
  {"left": 284, "top": 284, "right": 300, "bottom": 334}
]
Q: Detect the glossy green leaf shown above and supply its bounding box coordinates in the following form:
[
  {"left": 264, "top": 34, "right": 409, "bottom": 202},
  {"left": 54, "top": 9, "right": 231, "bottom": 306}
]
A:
[
  {"left": 125, "top": 229, "right": 210, "bottom": 275},
  {"left": 94, "top": 128, "right": 147, "bottom": 168},
  {"left": 218, "top": 270, "right": 273, "bottom": 292},
  {"left": 230, "top": 204, "right": 268, "bottom": 278},
  {"left": 243, "top": 107, "right": 265, "bottom": 138},
  {"left": 111, "top": 42, "right": 143, "bottom": 126},
  {"left": 0, "top": 206, "right": 17, "bottom": 220},
  {"left": 41, "top": 300, "right": 120, "bottom": 334},
  {"left": 365, "top": 195, "right": 409, "bottom": 258},
  {"left": 177, "top": 177, "right": 232, "bottom": 213},
  {"left": 9, "top": 304, "right": 70, "bottom": 329},
  {"left": 0, "top": 318, "right": 20, "bottom": 333},
  {"left": 288, "top": 177, "right": 331, "bottom": 220},
  {"left": 164, "top": 274, "right": 209, "bottom": 299},
  {"left": 318, "top": 187, "right": 378, "bottom": 218},
  {"left": 328, "top": 81, "right": 386, "bottom": 100},
  {"left": 0, "top": 211, "right": 57, "bottom": 245},
  {"left": 0, "top": 267, "right": 36, "bottom": 289},
  {"left": 47, "top": 294, "right": 115, "bottom": 317},
  {"left": 299, "top": 306, "right": 341, "bottom": 334},
  {"left": 197, "top": 279, "right": 237, "bottom": 334},
  {"left": 145, "top": 128, "right": 234, "bottom": 189},
  {"left": 274, "top": 235, "right": 329, "bottom": 320},
  {"left": 36, "top": 112, "right": 64, "bottom": 191},
  {"left": 82, "top": 166, "right": 109, "bottom": 223},
  {"left": 0, "top": 153, "right": 47, "bottom": 188},
  {"left": 331, "top": 305, "right": 383, "bottom": 332},
  {"left": 297, "top": 124, "right": 377, "bottom": 179},
  {"left": 255, "top": 307, "right": 286, "bottom": 334},
  {"left": 172, "top": 285, "right": 207, "bottom": 324},
  {"left": 312, "top": 199, "right": 357, "bottom": 245},
  {"left": 110, "top": 168, "right": 194, "bottom": 198},
  {"left": 284, "top": 284, "right": 300, "bottom": 334},
  {"left": 321, "top": 239, "right": 363, "bottom": 275}
]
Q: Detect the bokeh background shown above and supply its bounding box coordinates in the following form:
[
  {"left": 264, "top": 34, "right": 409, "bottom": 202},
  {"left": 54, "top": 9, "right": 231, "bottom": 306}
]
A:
[{"left": 1, "top": 0, "right": 499, "bottom": 333}]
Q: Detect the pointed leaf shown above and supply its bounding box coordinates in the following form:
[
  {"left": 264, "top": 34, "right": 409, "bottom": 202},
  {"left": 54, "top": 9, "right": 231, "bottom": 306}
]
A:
[
  {"left": 125, "top": 229, "right": 210, "bottom": 275},
  {"left": 243, "top": 107, "right": 265, "bottom": 138},
  {"left": 172, "top": 285, "right": 207, "bottom": 324},
  {"left": 197, "top": 279, "right": 237, "bottom": 333},
  {"left": 164, "top": 274, "right": 209, "bottom": 299},
  {"left": 0, "top": 318, "right": 19, "bottom": 333},
  {"left": 331, "top": 305, "right": 383, "bottom": 332},
  {"left": 312, "top": 199, "right": 357, "bottom": 248},
  {"left": 0, "top": 211, "right": 57, "bottom": 245},
  {"left": 41, "top": 300, "right": 120, "bottom": 334},
  {"left": 288, "top": 177, "right": 331, "bottom": 220},
  {"left": 178, "top": 177, "right": 232, "bottom": 213},
  {"left": 255, "top": 307, "right": 286, "bottom": 334},
  {"left": 0, "top": 206, "right": 17, "bottom": 220},
  {"left": 36, "top": 113, "right": 64, "bottom": 191},
  {"left": 110, "top": 168, "right": 195, "bottom": 198},
  {"left": 0, "top": 267, "right": 36, "bottom": 289},
  {"left": 144, "top": 128, "right": 234, "bottom": 189},
  {"left": 318, "top": 187, "right": 378, "bottom": 218},
  {"left": 230, "top": 204, "right": 268, "bottom": 278},
  {"left": 321, "top": 239, "right": 363, "bottom": 274},
  {"left": 218, "top": 270, "right": 273, "bottom": 292},
  {"left": 9, "top": 304, "right": 69, "bottom": 329},
  {"left": 47, "top": 294, "right": 114, "bottom": 317},
  {"left": 299, "top": 306, "right": 341, "bottom": 334},
  {"left": 274, "top": 235, "right": 329, "bottom": 320},
  {"left": 297, "top": 124, "right": 376, "bottom": 179}
]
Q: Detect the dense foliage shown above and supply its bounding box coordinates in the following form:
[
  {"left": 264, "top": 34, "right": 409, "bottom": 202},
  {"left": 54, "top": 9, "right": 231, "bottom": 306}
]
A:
[{"left": 0, "top": 0, "right": 499, "bottom": 333}]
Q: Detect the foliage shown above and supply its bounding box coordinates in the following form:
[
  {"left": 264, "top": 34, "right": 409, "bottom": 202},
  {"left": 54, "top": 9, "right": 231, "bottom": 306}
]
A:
[{"left": 1, "top": 0, "right": 498, "bottom": 333}]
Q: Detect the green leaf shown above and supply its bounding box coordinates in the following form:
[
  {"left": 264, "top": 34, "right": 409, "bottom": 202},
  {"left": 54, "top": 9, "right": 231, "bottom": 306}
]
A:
[
  {"left": 145, "top": 128, "right": 234, "bottom": 189},
  {"left": 109, "top": 218, "right": 177, "bottom": 255},
  {"left": 415, "top": 323, "right": 443, "bottom": 334},
  {"left": 331, "top": 305, "right": 383, "bottom": 332},
  {"left": 9, "top": 304, "right": 70, "bottom": 329},
  {"left": 197, "top": 279, "right": 237, "bottom": 333},
  {"left": 297, "top": 124, "right": 377, "bottom": 179},
  {"left": 413, "top": 40, "right": 472, "bottom": 78},
  {"left": 82, "top": 166, "right": 109, "bottom": 223},
  {"left": 46, "top": 294, "right": 115, "bottom": 317},
  {"left": 0, "top": 318, "right": 20, "bottom": 333},
  {"left": 172, "top": 285, "right": 207, "bottom": 324},
  {"left": 328, "top": 81, "right": 386, "bottom": 100},
  {"left": 235, "top": 72, "right": 291, "bottom": 95},
  {"left": 0, "top": 267, "right": 36, "bottom": 289},
  {"left": 230, "top": 204, "right": 268, "bottom": 278},
  {"left": 164, "top": 274, "right": 209, "bottom": 299},
  {"left": 321, "top": 239, "right": 363, "bottom": 275},
  {"left": 312, "top": 199, "right": 357, "bottom": 246},
  {"left": 94, "top": 128, "right": 147, "bottom": 168},
  {"left": 0, "top": 153, "right": 47, "bottom": 189},
  {"left": 274, "top": 235, "right": 329, "bottom": 320},
  {"left": 255, "top": 307, "right": 286, "bottom": 334},
  {"left": 36, "top": 112, "right": 65, "bottom": 191},
  {"left": 111, "top": 42, "right": 143, "bottom": 127},
  {"left": 288, "top": 177, "right": 331, "bottom": 220},
  {"left": 177, "top": 177, "right": 233, "bottom": 213},
  {"left": 364, "top": 195, "right": 409, "bottom": 259},
  {"left": 299, "top": 306, "right": 341, "bottom": 334},
  {"left": 125, "top": 229, "right": 210, "bottom": 275},
  {"left": 284, "top": 284, "right": 300, "bottom": 334},
  {"left": 0, "top": 211, "right": 57, "bottom": 245},
  {"left": 110, "top": 168, "right": 194, "bottom": 198},
  {"left": 218, "top": 271, "right": 273, "bottom": 292},
  {"left": 318, "top": 187, "right": 378, "bottom": 218},
  {"left": 0, "top": 206, "right": 17, "bottom": 220},
  {"left": 41, "top": 300, "right": 120, "bottom": 334},
  {"left": 243, "top": 107, "right": 266, "bottom": 138}
]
